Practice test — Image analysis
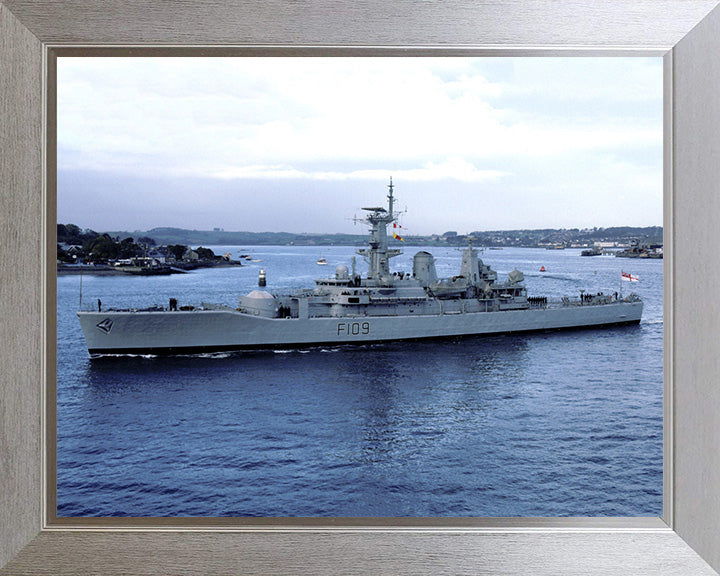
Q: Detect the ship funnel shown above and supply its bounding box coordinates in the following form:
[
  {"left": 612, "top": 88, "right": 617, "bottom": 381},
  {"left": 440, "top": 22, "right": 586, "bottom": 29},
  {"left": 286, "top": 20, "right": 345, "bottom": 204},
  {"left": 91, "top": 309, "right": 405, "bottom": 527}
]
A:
[
  {"left": 413, "top": 251, "right": 438, "bottom": 287},
  {"left": 460, "top": 245, "right": 481, "bottom": 285}
]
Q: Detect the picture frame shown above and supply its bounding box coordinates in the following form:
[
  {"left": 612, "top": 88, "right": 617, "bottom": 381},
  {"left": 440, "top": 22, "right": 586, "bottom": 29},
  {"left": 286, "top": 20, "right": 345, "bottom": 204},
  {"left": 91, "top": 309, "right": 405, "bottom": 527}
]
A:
[
  {"left": 47, "top": 50, "right": 665, "bottom": 523},
  {"left": 2, "top": 1, "right": 720, "bottom": 574}
]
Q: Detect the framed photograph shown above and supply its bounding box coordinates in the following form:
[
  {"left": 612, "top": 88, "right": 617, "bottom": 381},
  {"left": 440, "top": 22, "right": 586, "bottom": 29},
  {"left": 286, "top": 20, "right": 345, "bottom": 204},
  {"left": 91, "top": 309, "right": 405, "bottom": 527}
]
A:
[
  {"left": 2, "top": 1, "right": 720, "bottom": 574},
  {"left": 52, "top": 53, "right": 663, "bottom": 523}
]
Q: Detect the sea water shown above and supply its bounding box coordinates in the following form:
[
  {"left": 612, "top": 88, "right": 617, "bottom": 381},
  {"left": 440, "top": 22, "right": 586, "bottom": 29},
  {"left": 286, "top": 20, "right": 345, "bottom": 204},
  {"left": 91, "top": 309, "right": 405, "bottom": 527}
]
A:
[{"left": 56, "top": 246, "right": 663, "bottom": 517}]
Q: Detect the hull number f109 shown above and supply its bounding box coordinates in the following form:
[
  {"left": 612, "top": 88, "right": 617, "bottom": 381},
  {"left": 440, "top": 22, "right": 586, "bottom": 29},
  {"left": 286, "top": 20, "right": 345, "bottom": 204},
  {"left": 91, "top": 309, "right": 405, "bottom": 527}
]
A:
[{"left": 337, "top": 321, "right": 370, "bottom": 336}]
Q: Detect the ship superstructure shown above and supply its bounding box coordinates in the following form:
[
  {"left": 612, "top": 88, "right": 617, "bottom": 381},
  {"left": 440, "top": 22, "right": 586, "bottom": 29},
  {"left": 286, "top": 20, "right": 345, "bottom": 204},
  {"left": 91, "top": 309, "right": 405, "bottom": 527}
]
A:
[{"left": 77, "top": 180, "right": 642, "bottom": 355}]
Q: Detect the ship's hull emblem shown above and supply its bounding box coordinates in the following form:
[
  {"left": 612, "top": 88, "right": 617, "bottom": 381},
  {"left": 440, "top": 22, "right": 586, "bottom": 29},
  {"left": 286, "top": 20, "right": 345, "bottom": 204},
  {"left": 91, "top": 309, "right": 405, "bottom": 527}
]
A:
[{"left": 96, "top": 318, "right": 113, "bottom": 334}]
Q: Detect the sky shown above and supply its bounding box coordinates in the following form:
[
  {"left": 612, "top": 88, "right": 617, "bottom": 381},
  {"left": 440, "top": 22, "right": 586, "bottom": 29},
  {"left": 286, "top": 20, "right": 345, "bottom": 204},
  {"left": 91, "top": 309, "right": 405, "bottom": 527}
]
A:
[{"left": 57, "top": 57, "right": 663, "bottom": 235}]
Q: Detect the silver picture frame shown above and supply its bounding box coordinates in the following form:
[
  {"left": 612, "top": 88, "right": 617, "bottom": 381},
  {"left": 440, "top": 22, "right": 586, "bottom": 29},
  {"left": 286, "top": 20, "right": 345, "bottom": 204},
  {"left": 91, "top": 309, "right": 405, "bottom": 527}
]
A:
[{"left": 2, "top": 1, "right": 720, "bottom": 574}]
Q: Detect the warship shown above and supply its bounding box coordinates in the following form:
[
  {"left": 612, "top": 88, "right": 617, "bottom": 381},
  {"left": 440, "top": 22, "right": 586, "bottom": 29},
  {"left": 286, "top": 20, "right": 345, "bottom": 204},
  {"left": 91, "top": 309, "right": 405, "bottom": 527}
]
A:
[{"left": 77, "top": 179, "right": 643, "bottom": 355}]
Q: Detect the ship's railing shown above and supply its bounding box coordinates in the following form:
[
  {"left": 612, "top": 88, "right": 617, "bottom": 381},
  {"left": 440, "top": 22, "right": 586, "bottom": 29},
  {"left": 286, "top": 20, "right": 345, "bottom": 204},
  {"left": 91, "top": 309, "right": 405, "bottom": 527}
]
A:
[
  {"left": 271, "top": 289, "right": 315, "bottom": 299},
  {"left": 541, "top": 292, "right": 630, "bottom": 309},
  {"left": 79, "top": 305, "right": 164, "bottom": 312},
  {"left": 79, "top": 302, "right": 238, "bottom": 313}
]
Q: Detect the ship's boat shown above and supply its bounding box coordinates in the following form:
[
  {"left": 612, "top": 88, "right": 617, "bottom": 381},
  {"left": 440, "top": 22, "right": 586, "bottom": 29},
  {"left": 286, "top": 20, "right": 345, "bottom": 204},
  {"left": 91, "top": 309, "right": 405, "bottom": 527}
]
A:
[{"left": 77, "top": 179, "right": 643, "bottom": 355}]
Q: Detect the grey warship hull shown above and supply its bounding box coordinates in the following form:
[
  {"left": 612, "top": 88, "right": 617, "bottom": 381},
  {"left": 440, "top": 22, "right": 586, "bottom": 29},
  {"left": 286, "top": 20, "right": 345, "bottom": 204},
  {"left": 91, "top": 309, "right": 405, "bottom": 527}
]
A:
[
  {"left": 76, "top": 179, "right": 644, "bottom": 356},
  {"left": 78, "top": 300, "right": 642, "bottom": 355}
]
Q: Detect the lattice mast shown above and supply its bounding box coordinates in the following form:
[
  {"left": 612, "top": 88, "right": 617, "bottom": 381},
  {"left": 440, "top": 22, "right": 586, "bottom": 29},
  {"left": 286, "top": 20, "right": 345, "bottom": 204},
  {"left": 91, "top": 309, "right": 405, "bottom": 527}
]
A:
[{"left": 357, "top": 178, "right": 402, "bottom": 282}]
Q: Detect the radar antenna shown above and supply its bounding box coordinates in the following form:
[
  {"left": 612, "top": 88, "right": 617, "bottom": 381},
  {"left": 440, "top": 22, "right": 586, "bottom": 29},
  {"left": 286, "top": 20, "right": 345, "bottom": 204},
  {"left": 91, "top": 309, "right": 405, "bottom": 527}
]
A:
[
  {"left": 387, "top": 176, "right": 395, "bottom": 218},
  {"left": 355, "top": 177, "right": 403, "bottom": 282}
]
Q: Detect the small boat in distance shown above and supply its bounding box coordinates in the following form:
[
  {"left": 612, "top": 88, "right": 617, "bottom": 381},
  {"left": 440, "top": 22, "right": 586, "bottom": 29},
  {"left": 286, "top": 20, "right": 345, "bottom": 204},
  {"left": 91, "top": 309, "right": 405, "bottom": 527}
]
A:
[
  {"left": 540, "top": 266, "right": 546, "bottom": 272},
  {"left": 316, "top": 258, "right": 328, "bottom": 265},
  {"left": 77, "top": 178, "right": 642, "bottom": 356}
]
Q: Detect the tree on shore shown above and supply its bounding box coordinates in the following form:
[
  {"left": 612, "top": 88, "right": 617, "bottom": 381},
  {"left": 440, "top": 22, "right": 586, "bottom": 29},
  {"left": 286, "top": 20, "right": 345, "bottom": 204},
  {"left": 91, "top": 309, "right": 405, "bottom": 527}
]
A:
[
  {"left": 57, "top": 223, "right": 98, "bottom": 244},
  {"left": 79, "top": 234, "right": 143, "bottom": 262},
  {"left": 137, "top": 236, "right": 156, "bottom": 247},
  {"left": 167, "top": 244, "right": 187, "bottom": 261},
  {"left": 195, "top": 246, "right": 218, "bottom": 261}
]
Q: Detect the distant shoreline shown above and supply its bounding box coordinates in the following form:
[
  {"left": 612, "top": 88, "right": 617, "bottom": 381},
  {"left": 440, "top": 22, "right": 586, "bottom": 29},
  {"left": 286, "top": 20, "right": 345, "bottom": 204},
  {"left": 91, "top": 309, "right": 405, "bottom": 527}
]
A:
[
  {"left": 96, "top": 226, "right": 664, "bottom": 249},
  {"left": 57, "top": 262, "right": 243, "bottom": 276}
]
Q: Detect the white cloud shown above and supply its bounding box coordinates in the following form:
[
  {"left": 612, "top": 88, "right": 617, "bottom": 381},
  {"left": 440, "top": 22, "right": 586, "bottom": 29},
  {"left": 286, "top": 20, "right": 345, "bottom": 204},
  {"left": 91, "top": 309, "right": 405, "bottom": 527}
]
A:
[
  {"left": 210, "top": 158, "right": 507, "bottom": 182},
  {"left": 57, "top": 56, "right": 663, "bottom": 231},
  {"left": 58, "top": 57, "right": 661, "bottom": 177}
]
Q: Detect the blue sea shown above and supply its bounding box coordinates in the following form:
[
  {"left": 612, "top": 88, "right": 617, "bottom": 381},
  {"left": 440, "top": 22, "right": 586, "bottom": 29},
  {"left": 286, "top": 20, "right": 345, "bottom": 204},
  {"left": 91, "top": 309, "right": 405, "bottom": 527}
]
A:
[{"left": 56, "top": 246, "right": 663, "bottom": 517}]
